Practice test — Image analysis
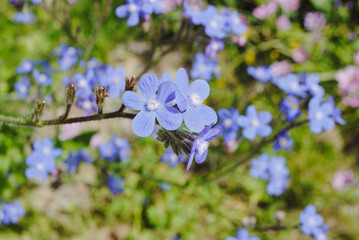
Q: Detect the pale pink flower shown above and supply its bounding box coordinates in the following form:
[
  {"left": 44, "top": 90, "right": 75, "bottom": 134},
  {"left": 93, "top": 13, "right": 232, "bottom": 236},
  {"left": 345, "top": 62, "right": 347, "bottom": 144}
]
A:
[
  {"left": 304, "top": 12, "right": 326, "bottom": 30},
  {"left": 253, "top": 1, "right": 278, "bottom": 20},
  {"left": 332, "top": 170, "right": 355, "bottom": 190},
  {"left": 58, "top": 123, "right": 81, "bottom": 141},
  {"left": 232, "top": 35, "right": 247, "bottom": 47},
  {"left": 90, "top": 134, "right": 104, "bottom": 148},
  {"left": 270, "top": 60, "right": 292, "bottom": 77},
  {"left": 354, "top": 51, "right": 359, "bottom": 65},
  {"left": 275, "top": 0, "right": 300, "bottom": 12},
  {"left": 292, "top": 46, "right": 308, "bottom": 63},
  {"left": 276, "top": 15, "right": 292, "bottom": 31},
  {"left": 336, "top": 65, "right": 359, "bottom": 107},
  {"left": 162, "top": 0, "right": 183, "bottom": 13}
]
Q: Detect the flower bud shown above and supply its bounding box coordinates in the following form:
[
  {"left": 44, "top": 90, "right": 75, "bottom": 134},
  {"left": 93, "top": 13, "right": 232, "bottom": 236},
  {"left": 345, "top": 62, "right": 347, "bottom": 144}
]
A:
[{"left": 66, "top": 84, "right": 76, "bottom": 105}]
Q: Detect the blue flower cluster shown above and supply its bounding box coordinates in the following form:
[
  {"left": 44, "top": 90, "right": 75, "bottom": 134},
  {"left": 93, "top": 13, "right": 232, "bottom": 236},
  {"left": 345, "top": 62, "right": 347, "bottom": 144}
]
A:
[
  {"left": 115, "top": 0, "right": 164, "bottom": 26},
  {"left": 248, "top": 66, "right": 345, "bottom": 134},
  {"left": 226, "top": 228, "right": 260, "bottom": 240},
  {"left": 25, "top": 138, "right": 62, "bottom": 181},
  {"left": 249, "top": 154, "right": 290, "bottom": 196},
  {"left": 98, "top": 135, "right": 132, "bottom": 162},
  {"left": 161, "top": 148, "right": 187, "bottom": 168},
  {"left": 53, "top": 44, "right": 82, "bottom": 71},
  {"left": 184, "top": 3, "right": 248, "bottom": 81},
  {"left": 273, "top": 130, "right": 293, "bottom": 152},
  {"left": 0, "top": 200, "right": 25, "bottom": 225},
  {"left": 299, "top": 205, "right": 328, "bottom": 240},
  {"left": 9, "top": 0, "right": 42, "bottom": 24},
  {"left": 63, "top": 149, "right": 93, "bottom": 174},
  {"left": 107, "top": 174, "right": 125, "bottom": 195},
  {"left": 121, "top": 67, "right": 217, "bottom": 137},
  {"left": 218, "top": 105, "right": 272, "bottom": 144}
]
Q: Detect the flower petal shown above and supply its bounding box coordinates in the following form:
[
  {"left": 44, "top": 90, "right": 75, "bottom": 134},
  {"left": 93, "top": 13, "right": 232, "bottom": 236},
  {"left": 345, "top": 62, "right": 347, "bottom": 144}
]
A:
[
  {"left": 217, "top": 109, "right": 231, "bottom": 121},
  {"left": 246, "top": 105, "right": 258, "bottom": 119},
  {"left": 184, "top": 107, "right": 205, "bottom": 132},
  {"left": 132, "top": 110, "right": 156, "bottom": 137},
  {"left": 309, "top": 120, "right": 322, "bottom": 134},
  {"left": 157, "top": 81, "right": 177, "bottom": 104},
  {"left": 257, "top": 125, "right": 272, "bottom": 137},
  {"left": 127, "top": 12, "right": 140, "bottom": 26},
  {"left": 322, "top": 118, "right": 335, "bottom": 131},
  {"left": 195, "top": 149, "right": 208, "bottom": 164},
  {"left": 203, "top": 127, "right": 222, "bottom": 141},
  {"left": 155, "top": 106, "right": 183, "bottom": 131},
  {"left": 189, "top": 79, "right": 210, "bottom": 101},
  {"left": 175, "top": 89, "right": 188, "bottom": 112},
  {"left": 237, "top": 116, "right": 250, "bottom": 127},
  {"left": 186, "top": 151, "right": 195, "bottom": 172},
  {"left": 259, "top": 111, "right": 272, "bottom": 124},
  {"left": 242, "top": 127, "right": 257, "bottom": 140},
  {"left": 138, "top": 73, "right": 159, "bottom": 99},
  {"left": 122, "top": 91, "right": 146, "bottom": 110},
  {"left": 175, "top": 67, "right": 189, "bottom": 97},
  {"left": 115, "top": 5, "right": 128, "bottom": 18},
  {"left": 197, "top": 105, "right": 217, "bottom": 125}
]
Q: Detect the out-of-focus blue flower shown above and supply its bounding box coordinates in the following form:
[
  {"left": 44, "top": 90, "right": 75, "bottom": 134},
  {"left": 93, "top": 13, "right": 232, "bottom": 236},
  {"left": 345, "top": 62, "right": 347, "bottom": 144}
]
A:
[
  {"left": 327, "top": 96, "right": 346, "bottom": 125},
  {"left": 76, "top": 95, "right": 97, "bottom": 116},
  {"left": 1, "top": 200, "right": 25, "bottom": 225},
  {"left": 203, "top": 6, "right": 227, "bottom": 38},
  {"left": 186, "top": 124, "right": 222, "bottom": 171},
  {"left": 115, "top": 0, "right": 144, "bottom": 26},
  {"left": 122, "top": 73, "right": 183, "bottom": 137},
  {"left": 226, "top": 228, "right": 260, "bottom": 240},
  {"left": 175, "top": 68, "right": 217, "bottom": 132},
  {"left": 107, "top": 175, "right": 125, "bottom": 195},
  {"left": 308, "top": 97, "right": 335, "bottom": 134},
  {"left": 280, "top": 95, "right": 302, "bottom": 123},
  {"left": 277, "top": 73, "right": 307, "bottom": 97},
  {"left": 99, "top": 135, "right": 132, "bottom": 162},
  {"left": 303, "top": 73, "right": 325, "bottom": 97},
  {"left": 249, "top": 153, "right": 270, "bottom": 180},
  {"left": 205, "top": 39, "right": 224, "bottom": 60},
  {"left": 313, "top": 226, "right": 329, "bottom": 240},
  {"left": 266, "top": 176, "right": 290, "bottom": 196},
  {"left": 58, "top": 46, "right": 81, "bottom": 71},
  {"left": 161, "top": 148, "right": 187, "bottom": 167},
  {"left": 218, "top": 108, "right": 240, "bottom": 142},
  {"left": 159, "top": 182, "right": 171, "bottom": 191},
  {"left": 33, "top": 69, "right": 52, "bottom": 86},
  {"left": 273, "top": 130, "right": 293, "bottom": 151},
  {"left": 12, "top": 12, "right": 35, "bottom": 24},
  {"left": 268, "top": 156, "right": 289, "bottom": 178},
  {"left": 63, "top": 150, "right": 92, "bottom": 174},
  {"left": 247, "top": 66, "right": 272, "bottom": 83},
  {"left": 142, "top": 0, "right": 164, "bottom": 15},
  {"left": 100, "top": 66, "right": 126, "bottom": 98},
  {"left": 227, "top": 10, "right": 247, "bottom": 36},
  {"left": 25, "top": 138, "right": 62, "bottom": 181},
  {"left": 299, "top": 205, "right": 327, "bottom": 237},
  {"left": 16, "top": 59, "right": 33, "bottom": 74},
  {"left": 190, "top": 52, "right": 220, "bottom": 81},
  {"left": 31, "top": 0, "right": 42, "bottom": 4},
  {"left": 71, "top": 71, "right": 96, "bottom": 99},
  {"left": 14, "top": 76, "right": 30, "bottom": 99},
  {"left": 237, "top": 105, "right": 272, "bottom": 140},
  {"left": 182, "top": 2, "right": 206, "bottom": 25}
]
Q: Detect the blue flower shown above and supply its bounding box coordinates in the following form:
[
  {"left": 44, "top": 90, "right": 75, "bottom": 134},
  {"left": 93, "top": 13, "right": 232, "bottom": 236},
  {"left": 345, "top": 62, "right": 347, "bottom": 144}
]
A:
[
  {"left": 190, "top": 52, "right": 220, "bottom": 81},
  {"left": 72, "top": 71, "right": 96, "bottom": 99},
  {"left": 25, "top": 138, "right": 62, "bottom": 181},
  {"left": 277, "top": 73, "right": 307, "bottom": 97},
  {"left": 142, "top": 0, "right": 164, "bottom": 15},
  {"left": 268, "top": 156, "right": 290, "bottom": 178},
  {"left": 308, "top": 97, "right": 335, "bottom": 134},
  {"left": 202, "top": 6, "right": 227, "bottom": 38},
  {"left": 299, "top": 205, "right": 327, "bottom": 237},
  {"left": 116, "top": 0, "right": 144, "bottom": 26},
  {"left": 249, "top": 153, "right": 270, "bottom": 180},
  {"left": 266, "top": 176, "right": 290, "bottom": 196},
  {"left": 327, "top": 96, "right": 346, "bottom": 125},
  {"left": 107, "top": 175, "right": 125, "bottom": 195},
  {"left": 303, "top": 73, "right": 325, "bottom": 97},
  {"left": 12, "top": 12, "right": 35, "bottom": 24},
  {"left": 205, "top": 39, "right": 224, "bottom": 60},
  {"left": 58, "top": 46, "right": 81, "bottom": 71},
  {"left": 76, "top": 96, "right": 97, "bottom": 116},
  {"left": 228, "top": 10, "right": 247, "bottom": 36},
  {"left": 14, "top": 76, "right": 30, "bottom": 99},
  {"left": 247, "top": 65, "right": 272, "bottom": 83},
  {"left": 33, "top": 69, "right": 52, "bottom": 86},
  {"left": 16, "top": 59, "right": 33, "bottom": 74},
  {"left": 63, "top": 150, "right": 92, "bottom": 174},
  {"left": 100, "top": 66, "right": 126, "bottom": 98},
  {"left": 280, "top": 95, "right": 302, "bottom": 123},
  {"left": 186, "top": 124, "right": 222, "bottom": 171},
  {"left": 182, "top": 2, "right": 206, "bottom": 25},
  {"left": 161, "top": 148, "right": 187, "bottom": 168},
  {"left": 31, "top": 0, "right": 42, "bottom": 3},
  {"left": 218, "top": 108, "right": 240, "bottom": 142},
  {"left": 175, "top": 68, "right": 217, "bottom": 132},
  {"left": 122, "top": 73, "right": 183, "bottom": 137},
  {"left": 226, "top": 228, "right": 260, "bottom": 240},
  {"left": 1, "top": 200, "right": 25, "bottom": 225},
  {"left": 237, "top": 105, "right": 272, "bottom": 140},
  {"left": 99, "top": 135, "right": 132, "bottom": 162},
  {"left": 273, "top": 130, "right": 293, "bottom": 151}
]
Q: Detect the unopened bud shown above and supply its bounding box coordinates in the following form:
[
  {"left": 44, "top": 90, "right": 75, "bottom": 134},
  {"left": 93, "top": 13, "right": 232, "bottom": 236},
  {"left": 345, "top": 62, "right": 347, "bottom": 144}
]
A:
[
  {"left": 32, "top": 100, "right": 45, "bottom": 122},
  {"left": 125, "top": 75, "right": 136, "bottom": 91},
  {"left": 95, "top": 87, "right": 109, "bottom": 115},
  {"left": 66, "top": 84, "right": 76, "bottom": 105}
]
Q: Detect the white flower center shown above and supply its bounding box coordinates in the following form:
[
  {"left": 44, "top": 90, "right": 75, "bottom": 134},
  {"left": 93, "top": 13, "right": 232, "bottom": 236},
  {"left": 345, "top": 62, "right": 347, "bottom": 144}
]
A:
[
  {"left": 256, "top": 68, "right": 264, "bottom": 77},
  {"left": 36, "top": 163, "right": 44, "bottom": 171},
  {"left": 43, "top": 147, "right": 50, "bottom": 155},
  {"left": 128, "top": 3, "right": 138, "bottom": 12},
  {"left": 223, "top": 118, "right": 232, "bottom": 128},
  {"left": 23, "top": 62, "right": 31, "bottom": 71},
  {"left": 251, "top": 119, "right": 259, "bottom": 127},
  {"left": 308, "top": 217, "right": 316, "bottom": 226},
  {"left": 19, "top": 85, "right": 27, "bottom": 93},
  {"left": 147, "top": 99, "right": 161, "bottom": 111},
  {"left": 290, "top": 82, "right": 299, "bottom": 90},
  {"left": 39, "top": 74, "right": 47, "bottom": 83},
  {"left": 312, "top": 85, "right": 319, "bottom": 92},
  {"left": 212, "top": 42, "right": 219, "bottom": 51},
  {"left": 290, "top": 104, "right": 299, "bottom": 110},
  {"left": 115, "top": 138, "right": 124, "bottom": 147},
  {"left": 78, "top": 78, "right": 87, "bottom": 88},
  {"left": 279, "top": 137, "right": 288, "bottom": 146},
  {"left": 315, "top": 112, "right": 323, "bottom": 120},
  {"left": 197, "top": 140, "right": 209, "bottom": 155},
  {"left": 189, "top": 93, "right": 202, "bottom": 106},
  {"left": 169, "top": 154, "right": 177, "bottom": 164},
  {"left": 67, "top": 47, "right": 76, "bottom": 56},
  {"left": 113, "top": 76, "right": 121, "bottom": 84},
  {"left": 210, "top": 20, "right": 218, "bottom": 28},
  {"left": 83, "top": 101, "right": 92, "bottom": 110}
]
